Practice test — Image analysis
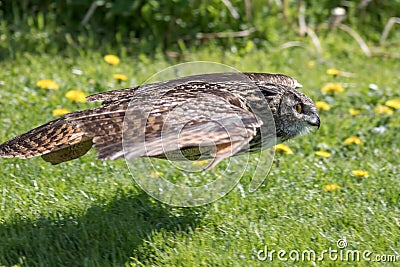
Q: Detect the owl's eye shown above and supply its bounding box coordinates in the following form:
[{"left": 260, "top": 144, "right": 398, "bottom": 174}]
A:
[{"left": 293, "top": 103, "right": 302, "bottom": 113}]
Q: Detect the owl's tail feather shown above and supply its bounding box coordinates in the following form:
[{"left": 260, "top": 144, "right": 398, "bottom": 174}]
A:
[{"left": 0, "top": 118, "right": 92, "bottom": 164}]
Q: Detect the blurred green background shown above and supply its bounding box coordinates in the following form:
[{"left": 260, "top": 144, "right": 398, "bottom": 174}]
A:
[{"left": 1, "top": 0, "right": 399, "bottom": 57}]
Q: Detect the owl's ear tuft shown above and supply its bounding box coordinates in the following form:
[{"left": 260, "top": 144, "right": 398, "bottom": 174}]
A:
[
  {"left": 293, "top": 79, "right": 302, "bottom": 88},
  {"left": 257, "top": 83, "right": 285, "bottom": 97}
]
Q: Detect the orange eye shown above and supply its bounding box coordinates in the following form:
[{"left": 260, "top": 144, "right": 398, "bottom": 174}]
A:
[{"left": 294, "top": 103, "right": 302, "bottom": 113}]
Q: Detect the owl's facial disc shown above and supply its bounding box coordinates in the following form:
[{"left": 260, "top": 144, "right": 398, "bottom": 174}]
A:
[{"left": 275, "top": 91, "right": 320, "bottom": 142}]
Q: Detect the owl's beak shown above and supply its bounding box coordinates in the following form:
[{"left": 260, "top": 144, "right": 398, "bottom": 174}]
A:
[{"left": 308, "top": 115, "right": 320, "bottom": 129}]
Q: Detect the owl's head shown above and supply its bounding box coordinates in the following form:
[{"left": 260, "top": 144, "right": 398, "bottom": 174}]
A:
[{"left": 259, "top": 82, "right": 320, "bottom": 142}]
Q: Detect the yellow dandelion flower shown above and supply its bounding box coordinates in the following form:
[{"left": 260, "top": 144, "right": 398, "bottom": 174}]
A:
[
  {"left": 65, "top": 90, "right": 86, "bottom": 102},
  {"left": 315, "top": 101, "right": 331, "bottom": 111},
  {"left": 113, "top": 74, "right": 128, "bottom": 81},
  {"left": 385, "top": 99, "right": 400, "bottom": 109},
  {"left": 343, "top": 136, "right": 362, "bottom": 145},
  {"left": 307, "top": 61, "right": 315, "bottom": 68},
  {"left": 150, "top": 171, "right": 162, "bottom": 179},
  {"left": 36, "top": 79, "right": 60, "bottom": 90},
  {"left": 323, "top": 183, "right": 341, "bottom": 191},
  {"left": 326, "top": 68, "right": 340, "bottom": 75},
  {"left": 352, "top": 170, "right": 369, "bottom": 177},
  {"left": 274, "top": 144, "right": 293, "bottom": 154},
  {"left": 192, "top": 160, "right": 209, "bottom": 167},
  {"left": 374, "top": 105, "right": 393, "bottom": 115},
  {"left": 104, "top": 54, "right": 120, "bottom": 65},
  {"left": 315, "top": 151, "right": 331, "bottom": 158},
  {"left": 52, "top": 108, "right": 70, "bottom": 116},
  {"left": 348, "top": 108, "right": 360, "bottom": 115},
  {"left": 321, "top": 83, "right": 344, "bottom": 94}
]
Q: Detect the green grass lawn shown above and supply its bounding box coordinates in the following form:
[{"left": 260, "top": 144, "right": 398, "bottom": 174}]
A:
[{"left": 0, "top": 33, "right": 399, "bottom": 266}]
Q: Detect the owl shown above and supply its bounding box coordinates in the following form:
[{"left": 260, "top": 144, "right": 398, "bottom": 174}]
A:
[{"left": 0, "top": 73, "right": 320, "bottom": 169}]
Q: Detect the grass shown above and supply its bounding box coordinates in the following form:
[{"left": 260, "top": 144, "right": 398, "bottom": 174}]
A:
[{"left": 0, "top": 25, "right": 399, "bottom": 266}]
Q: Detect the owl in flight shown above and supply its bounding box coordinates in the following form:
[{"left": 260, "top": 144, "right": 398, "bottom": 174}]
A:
[{"left": 0, "top": 73, "right": 320, "bottom": 169}]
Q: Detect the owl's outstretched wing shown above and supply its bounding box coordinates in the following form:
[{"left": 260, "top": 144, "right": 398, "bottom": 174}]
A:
[{"left": 0, "top": 81, "right": 262, "bottom": 168}]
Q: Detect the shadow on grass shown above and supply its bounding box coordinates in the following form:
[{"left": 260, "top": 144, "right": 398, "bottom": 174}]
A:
[{"left": 0, "top": 191, "right": 201, "bottom": 266}]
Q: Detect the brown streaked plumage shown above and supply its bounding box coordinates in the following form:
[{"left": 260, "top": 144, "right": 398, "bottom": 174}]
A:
[{"left": 0, "top": 72, "right": 320, "bottom": 168}]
